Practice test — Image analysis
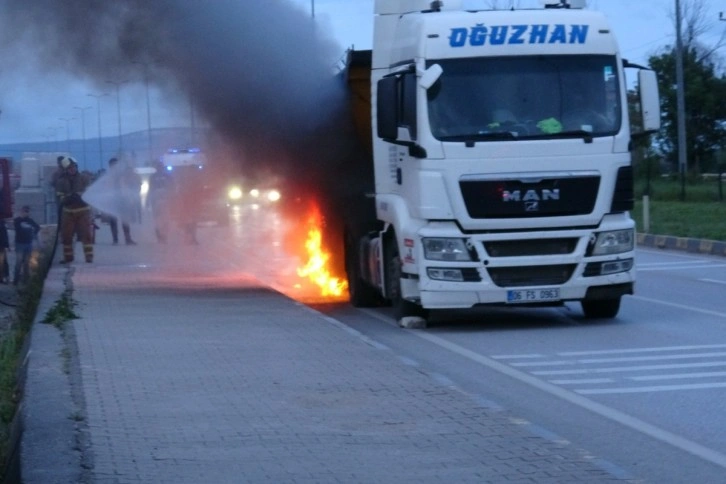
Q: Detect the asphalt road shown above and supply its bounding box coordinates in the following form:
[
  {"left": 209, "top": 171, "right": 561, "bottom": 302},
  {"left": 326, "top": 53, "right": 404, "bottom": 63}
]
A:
[
  {"left": 23, "top": 202, "right": 726, "bottom": 483},
  {"left": 228, "top": 203, "right": 726, "bottom": 483},
  {"left": 302, "top": 247, "right": 726, "bottom": 484}
]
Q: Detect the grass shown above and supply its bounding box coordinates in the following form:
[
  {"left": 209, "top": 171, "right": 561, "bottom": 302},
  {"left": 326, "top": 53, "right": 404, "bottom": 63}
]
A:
[
  {"left": 41, "top": 292, "right": 78, "bottom": 329},
  {"left": 0, "top": 250, "right": 49, "bottom": 476},
  {"left": 632, "top": 177, "right": 726, "bottom": 242}
]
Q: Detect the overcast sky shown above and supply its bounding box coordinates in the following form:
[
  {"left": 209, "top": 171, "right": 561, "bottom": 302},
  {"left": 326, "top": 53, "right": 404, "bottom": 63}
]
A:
[{"left": 0, "top": 0, "right": 723, "bottom": 146}]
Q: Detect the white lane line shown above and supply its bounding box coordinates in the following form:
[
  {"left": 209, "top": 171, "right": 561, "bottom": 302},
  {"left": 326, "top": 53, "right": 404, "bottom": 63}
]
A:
[
  {"left": 637, "top": 264, "right": 726, "bottom": 272},
  {"left": 532, "top": 361, "right": 726, "bottom": 376},
  {"left": 631, "top": 295, "right": 726, "bottom": 319},
  {"left": 549, "top": 378, "right": 615, "bottom": 385},
  {"left": 512, "top": 352, "right": 726, "bottom": 367},
  {"left": 578, "top": 352, "right": 726, "bottom": 364},
  {"left": 490, "top": 353, "right": 545, "bottom": 359},
  {"left": 700, "top": 278, "right": 726, "bottom": 285},
  {"left": 360, "top": 308, "right": 726, "bottom": 469},
  {"left": 638, "top": 261, "right": 711, "bottom": 266},
  {"left": 630, "top": 371, "right": 726, "bottom": 382},
  {"left": 559, "top": 344, "right": 726, "bottom": 357},
  {"left": 576, "top": 382, "right": 726, "bottom": 395}
]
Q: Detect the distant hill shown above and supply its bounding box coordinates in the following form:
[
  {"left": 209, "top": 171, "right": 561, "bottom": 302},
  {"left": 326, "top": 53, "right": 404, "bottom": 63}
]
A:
[{"left": 0, "top": 127, "right": 211, "bottom": 173}]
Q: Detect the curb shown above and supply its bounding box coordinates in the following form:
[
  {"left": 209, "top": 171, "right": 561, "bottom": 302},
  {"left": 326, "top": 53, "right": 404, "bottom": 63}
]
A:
[{"left": 637, "top": 233, "right": 726, "bottom": 257}]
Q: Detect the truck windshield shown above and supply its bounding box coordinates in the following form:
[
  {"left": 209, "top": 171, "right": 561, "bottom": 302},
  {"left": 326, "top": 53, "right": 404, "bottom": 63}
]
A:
[{"left": 427, "top": 55, "right": 621, "bottom": 142}]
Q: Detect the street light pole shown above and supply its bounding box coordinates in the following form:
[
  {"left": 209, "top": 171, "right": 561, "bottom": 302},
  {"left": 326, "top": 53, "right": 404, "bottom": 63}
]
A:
[
  {"left": 73, "top": 106, "right": 93, "bottom": 170},
  {"left": 47, "top": 126, "right": 59, "bottom": 152},
  {"left": 675, "top": 0, "right": 687, "bottom": 201},
  {"left": 88, "top": 93, "right": 109, "bottom": 171},
  {"left": 105, "top": 79, "right": 128, "bottom": 156},
  {"left": 58, "top": 117, "right": 75, "bottom": 152},
  {"left": 311, "top": 0, "right": 315, "bottom": 18},
  {"left": 132, "top": 61, "right": 154, "bottom": 164}
]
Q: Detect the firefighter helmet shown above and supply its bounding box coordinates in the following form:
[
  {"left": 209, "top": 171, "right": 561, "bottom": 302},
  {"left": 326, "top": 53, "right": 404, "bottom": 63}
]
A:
[{"left": 60, "top": 156, "right": 78, "bottom": 169}]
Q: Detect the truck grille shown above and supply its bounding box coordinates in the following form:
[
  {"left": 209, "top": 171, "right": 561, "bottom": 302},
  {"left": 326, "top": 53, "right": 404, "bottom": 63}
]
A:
[
  {"left": 484, "top": 238, "right": 578, "bottom": 257},
  {"left": 460, "top": 176, "right": 600, "bottom": 219},
  {"left": 487, "top": 264, "right": 576, "bottom": 287}
]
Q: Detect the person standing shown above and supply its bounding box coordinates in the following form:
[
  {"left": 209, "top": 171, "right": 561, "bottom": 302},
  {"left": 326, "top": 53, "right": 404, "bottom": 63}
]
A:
[
  {"left": 107, "top": 157, "right": 137, "bottom": 245},
  {"left": 13, "top": 205, "right": 40, "bottom": 285},
  {"left": 55, "top": 156, "right": 94, "bottom": 263},
  {"left": 0, "top": 218, "right": 9, "bottom": 283},
  {"left": 148, "top": 160, "right": 175, "bottom": 243}
]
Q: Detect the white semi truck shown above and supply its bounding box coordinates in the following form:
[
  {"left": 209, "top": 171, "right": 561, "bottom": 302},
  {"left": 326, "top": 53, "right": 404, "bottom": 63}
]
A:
[{"left": 342, "top": 0, "right": 661, "bottom": 326}]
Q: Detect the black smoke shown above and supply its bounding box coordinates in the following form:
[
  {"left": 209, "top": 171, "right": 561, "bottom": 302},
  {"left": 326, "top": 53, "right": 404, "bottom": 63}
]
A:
[{"left": 0, "top": 0, "right": 374, "bottom": 260}]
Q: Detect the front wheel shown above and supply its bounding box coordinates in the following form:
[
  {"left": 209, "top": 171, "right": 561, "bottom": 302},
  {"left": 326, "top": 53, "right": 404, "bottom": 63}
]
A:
[
  {"left": 385, "top": 238, "right": 429, "bottom": 324},
  {"left": 581, "top": 297, "right": 621, "bottom": 319}
]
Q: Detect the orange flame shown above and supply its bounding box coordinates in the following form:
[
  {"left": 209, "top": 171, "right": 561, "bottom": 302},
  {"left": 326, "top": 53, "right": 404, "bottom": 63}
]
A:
[{"left": 296, "top": 205, "right": 348, "bottom": 299}]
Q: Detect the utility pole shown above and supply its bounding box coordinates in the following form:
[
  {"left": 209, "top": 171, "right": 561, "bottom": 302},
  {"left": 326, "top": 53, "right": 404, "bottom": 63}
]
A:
[
  {"left": 133, "top": 61, "right": 154, "bottom": 164},
  {"left": 105, "top": 79, "right": 128, "bottom": 155},
  {"left": 675, "top": 0, "right": 687, "bottom": 201},
  {"left": 73, "top": 106, "right": 93, "bottom": 170},
  {"left": 58, "top": 117, "right": 75, "bottom": 152},
  {"left": 189, "top": 95, "right": 196, "bottom": 148},
  {"left": 88, "top": 93, "right": 109, "bottom": 171},
  {"left": 311, "top": 0, "right": 315, "bottom": 18},
  {"left": 47, "top": 126, "right": 59, "bottom": 152}
]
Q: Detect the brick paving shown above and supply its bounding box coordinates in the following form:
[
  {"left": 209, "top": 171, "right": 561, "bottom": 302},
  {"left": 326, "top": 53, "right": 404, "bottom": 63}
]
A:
[{"left": 21, "top": 220, "right": 636, "bottom": 483}]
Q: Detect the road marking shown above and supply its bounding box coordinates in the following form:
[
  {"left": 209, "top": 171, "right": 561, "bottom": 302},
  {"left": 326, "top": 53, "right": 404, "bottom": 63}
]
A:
[
  {"left": 699, "top": 278, "right": 726, "bottom": 285},
  {"left": 630, "top": 371, "right": 726, "bottom": 381},
  {"left": 410, "top": 330, "right": 726, "bottom": 469},
  {"left": 559, "top": 344, "right": 726, "bottom": 357},
  {"left": 631, "top": 295, "right": 726, "bottom": 319},
  {"left": 549, "top": 378, "right": 614, "bottom": 385},
  {"left": 490, "top": 353, "right": 545, "bottom": 359},
  {"left": 532, "top": 361, "right": 726, "bottom": 376},
  {"left": 512, "top": 351, "right": 726, "bottom": 367},
  {"left": 576, "top": 382, "right": 726, "bottom": 395},
  {"left": 359, "top": 308, "right": 726, "bottom": 470},
  {"left": 637, "top": 260, "right": 711, "bottom": 266},
  {"left": 637, "top": 264, "right": 726, "bottom": 271}
]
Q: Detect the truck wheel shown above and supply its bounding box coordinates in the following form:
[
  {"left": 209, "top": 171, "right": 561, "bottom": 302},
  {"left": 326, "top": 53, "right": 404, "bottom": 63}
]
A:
[
  {"left": 386, "top": 239, "right": 429, "bottom": 324},
  {"left": 345, "top": 234, "right": 381, "bottom": 307},
  {"left": 581, "top": 297, "right": 621, "bottom": 319}
]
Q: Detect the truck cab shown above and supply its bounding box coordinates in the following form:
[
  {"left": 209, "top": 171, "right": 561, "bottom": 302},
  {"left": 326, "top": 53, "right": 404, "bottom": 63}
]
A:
[{"left": 345, "top": 0, "right": 660, "bottom": 325}]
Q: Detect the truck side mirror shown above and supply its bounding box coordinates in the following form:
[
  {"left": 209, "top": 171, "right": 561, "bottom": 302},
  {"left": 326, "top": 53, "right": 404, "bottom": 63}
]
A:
[
  {"left": 419, "top": 64, "right": 442, "bottom": 90},
  {"left": 638, "top": 69, "right": 661, "bottom": 134},
  {"left": 377, "top": 76, "right": 398, "bottom": 140}
]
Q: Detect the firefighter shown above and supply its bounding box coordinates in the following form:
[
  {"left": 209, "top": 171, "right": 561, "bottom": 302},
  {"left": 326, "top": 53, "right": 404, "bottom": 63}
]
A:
[
  {"left": 55, "top": 156, "right": 94, "bottom": 263},
  {"left": 148, "top": 160, "right": 174, "bottom": 243}
]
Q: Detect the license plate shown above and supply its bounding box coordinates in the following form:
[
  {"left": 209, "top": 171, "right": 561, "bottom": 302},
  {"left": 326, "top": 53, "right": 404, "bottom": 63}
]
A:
[{"left": 507, "top": 288, "right": 560, "bottom": 304}]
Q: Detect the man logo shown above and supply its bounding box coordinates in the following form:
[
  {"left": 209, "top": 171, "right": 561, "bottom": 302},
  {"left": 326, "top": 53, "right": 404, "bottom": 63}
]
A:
[{"left": 502, "top": 189, "right": 560, "bottom": 202}]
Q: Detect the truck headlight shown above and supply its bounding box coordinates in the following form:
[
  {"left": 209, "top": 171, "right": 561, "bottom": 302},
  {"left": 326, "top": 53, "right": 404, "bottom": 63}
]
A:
[
  {"left": 591, "top": 229, "right": 634, "bottom": 255},
  {"left": 422, "top": 238, "right": 473, "bottom": 261}
]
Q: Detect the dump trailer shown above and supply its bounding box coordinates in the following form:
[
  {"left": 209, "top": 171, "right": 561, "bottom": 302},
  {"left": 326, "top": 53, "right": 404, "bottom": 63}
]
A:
[{"left": 342, "top": 0, "right": 661, "bottom": 326}]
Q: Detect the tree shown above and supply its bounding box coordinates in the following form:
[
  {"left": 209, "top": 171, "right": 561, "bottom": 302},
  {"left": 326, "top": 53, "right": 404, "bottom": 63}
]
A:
[{"left": 648, "top": 0, "right": 726, "bottom": 174}]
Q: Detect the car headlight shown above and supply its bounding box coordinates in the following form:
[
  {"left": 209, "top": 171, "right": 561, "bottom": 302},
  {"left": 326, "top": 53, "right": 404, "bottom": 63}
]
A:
[
  {"left": 591, "top": 229, "right": 634, "bottom": 255},
  {"left": 422, "top": 238, "right": 473, "bottom": 261},
  {"left": 228, "top": 186, "right": 243, "bottom": 201},
  {"left": 250, "top": 188, "right": 260, "bottom": 198},
  {"left": 266, "top": 190, "right": 281, "bottom": 202}
]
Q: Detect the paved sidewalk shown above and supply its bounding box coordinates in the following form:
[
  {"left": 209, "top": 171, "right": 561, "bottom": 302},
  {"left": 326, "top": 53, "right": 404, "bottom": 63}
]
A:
[{"left": 20, "top": 220, "right": 634, "bottom": 483}]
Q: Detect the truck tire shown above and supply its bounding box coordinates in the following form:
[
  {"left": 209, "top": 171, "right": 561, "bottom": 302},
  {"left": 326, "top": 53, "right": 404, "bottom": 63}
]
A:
[
  {"left": 385, "top": 238, "right": 429, "bottom": 322},
  {"left": 345, "top": 233, "right": 381, "bottom": 307},
  {"left": 581, "top": 297, "right": 621, "bottom": 319}
]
